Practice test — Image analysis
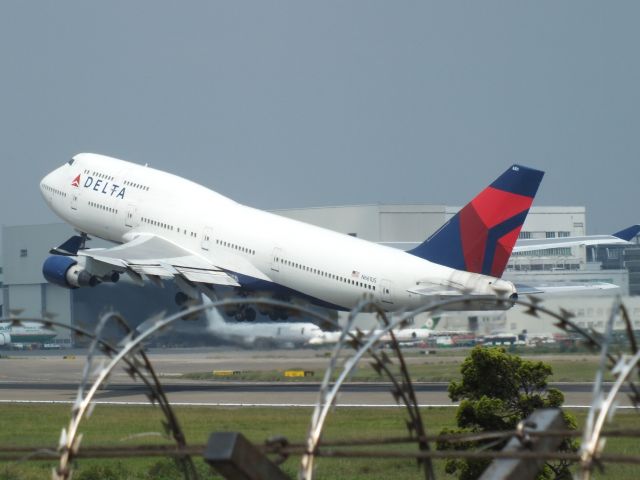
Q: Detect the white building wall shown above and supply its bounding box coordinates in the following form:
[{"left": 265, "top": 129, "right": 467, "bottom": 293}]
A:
[
  {"left": 507, "top": 206, "right": 588, "bottom": 271},
  {"left": 272, "top": 205, "right": 382, "bottom": 240},
  {"left": 378, "top": 205, "right": 447, "bottom": 242},
  {"left": 519, "top": 207, "right": 586, "bottom": 237},
  {"left": 2, "top": 224, "right": 78, "bottom": 344},
  {"left": 43, "top": 283, "right": 73, "bottom": 343},
  {"left": 438, "top": 296, "right": 640, "bottom": 336},
  {"left": 274, "top": 204, "right": 449, "bottom": 242},
  {"left": 6, "top": 284, "right": 42, "bottom": 318}
]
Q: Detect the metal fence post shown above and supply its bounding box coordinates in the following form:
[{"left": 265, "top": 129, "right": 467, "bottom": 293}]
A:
[
  {"left": 479, "top": 409, "right": 566, "bottom": 480},
  {"left": 203, "top": 432, "right": 290, "bottom": 480}
]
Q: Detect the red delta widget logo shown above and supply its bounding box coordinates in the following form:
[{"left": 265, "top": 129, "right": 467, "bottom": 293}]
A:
[{"left": 71, "top": 174, "right": 126, "bottom": 199}]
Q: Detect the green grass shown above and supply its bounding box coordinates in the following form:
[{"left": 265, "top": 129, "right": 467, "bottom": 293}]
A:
[
  {"left": 0, "top": 404, "right": 449, "bottom": 479},
  {"left": 1, "top": 404, "right": 640, "bottom": 479},
  {"left": 181, "top": 355, "right": 610, "bottom": 383}
]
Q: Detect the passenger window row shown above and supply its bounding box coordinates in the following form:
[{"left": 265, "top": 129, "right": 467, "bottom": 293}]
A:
[
  {"left": 88, "top": 201, "right": 118, "bottom": 214},
  {"left": 89, "top": 170, "right": 114, "bottom": 181},
  {"left": 141, "top": 217, "right": 196, "bottom": 236},
  {"left": 42, "top": 184, "right": 67, "bottom": 198},
  {"left": 274, "top": 257, "right": 375, "bottom": 291},
  {"left": 124, "top": 180, "right": 150, "bottom": 191},
  {"left": 215, "top": 238, "right": 255, "bottom": 255}
]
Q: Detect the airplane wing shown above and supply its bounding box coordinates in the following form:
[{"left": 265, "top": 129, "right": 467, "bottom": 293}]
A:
[
  {"left": 408, "top": 281, "right": 619, "bottom": 299},
  {"left": 514, "top": 283, "right": 620, "bottom": 295},
  {"left": 380, "top": 225, "right": 640, "bottom": 253},
  {"left": 512, "top": 225, "right": 640, "bottom": 253},
  {"left": 70, "top": 234, "right": 269, "bottom": 288}
]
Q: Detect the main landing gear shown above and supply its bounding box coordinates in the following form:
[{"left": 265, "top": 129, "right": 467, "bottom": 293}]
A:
[{"left": 224, "top": 304, "right": 256, "bottom": 322}]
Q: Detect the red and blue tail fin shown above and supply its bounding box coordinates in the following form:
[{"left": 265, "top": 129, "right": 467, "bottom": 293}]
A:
[{"left": 409, "top": 165, "right": 544, "bottom": 277}]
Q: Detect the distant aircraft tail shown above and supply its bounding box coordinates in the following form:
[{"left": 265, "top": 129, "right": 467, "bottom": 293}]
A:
[
  {"left": 423, "top": 316, "right": 441, "bottom": 330},
  {"left": 201, "top": 295, "right": 226, "bottom": 329},
  {"left": 613, "top": 225, "right": 640, "bottom": 242},
  {"left": 409, "top": 165, "right": 544, "bottom": 277}
]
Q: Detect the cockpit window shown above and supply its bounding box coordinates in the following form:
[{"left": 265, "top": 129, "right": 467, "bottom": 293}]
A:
[{"left": 67, "top": 158, "right": 75, "bottom": 165}]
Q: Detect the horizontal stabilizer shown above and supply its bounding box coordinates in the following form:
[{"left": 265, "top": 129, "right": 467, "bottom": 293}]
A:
[
  {"left": 175, "top": 267, "right": 241, "bottom": 286},
  {"left": 50, "top": 235, "right": 86, "bottom": 256}
]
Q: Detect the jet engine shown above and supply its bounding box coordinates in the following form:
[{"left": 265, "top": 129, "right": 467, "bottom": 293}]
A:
[
  {"left": 0, "top": 332, "right": 10, "bottom": 346},
  {"left": 42, "top": 256, "right": 118, "bottom": 289}
]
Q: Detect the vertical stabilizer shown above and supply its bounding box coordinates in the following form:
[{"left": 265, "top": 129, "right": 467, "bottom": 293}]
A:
[{"left": 409, "top": 165, "right": 544, "bottom": 277}]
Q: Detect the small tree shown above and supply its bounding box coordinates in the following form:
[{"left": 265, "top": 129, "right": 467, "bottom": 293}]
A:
[{"left": 437, "top": 346, "right": 577, "bottom": 480}]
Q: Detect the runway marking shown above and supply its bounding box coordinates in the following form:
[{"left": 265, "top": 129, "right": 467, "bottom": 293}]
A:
[{"left": 0, "top": 399, "right": 634, "bottom": 409}]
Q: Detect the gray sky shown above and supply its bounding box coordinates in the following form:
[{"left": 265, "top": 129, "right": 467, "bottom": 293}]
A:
[{"left": 1, "top": 2, "right": 638, "bottom": 234}]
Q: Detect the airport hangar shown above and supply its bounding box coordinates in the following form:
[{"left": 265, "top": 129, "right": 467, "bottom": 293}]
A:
[{"left": 1, "top": 204, "right": 639, "bottom": 346}]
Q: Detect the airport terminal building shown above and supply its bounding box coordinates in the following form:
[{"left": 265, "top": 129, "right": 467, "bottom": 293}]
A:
[{"left": 2, "top": 204, "right": 639, "bottom": 346}]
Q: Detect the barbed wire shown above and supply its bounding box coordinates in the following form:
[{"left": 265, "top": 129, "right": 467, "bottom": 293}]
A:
[
  {"left": 1, "top": 293, "right": 639, "bottom": 480},
  {"left": 4, "top": 427, "right": 640, "bottom": 463}
]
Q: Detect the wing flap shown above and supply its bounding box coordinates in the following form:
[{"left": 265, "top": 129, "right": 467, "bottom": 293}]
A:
[
  {"left": 77, "top": 234, "right": 258, "bottom": 288},
  {"left": 128, "top": 264, "right": 174, "bottom": 278},
  {"left": 407, "top": 287, "right": 463, "bottom": 297},
  {"left": 175, "top": 267, "right": 240, "bottom": 286}
]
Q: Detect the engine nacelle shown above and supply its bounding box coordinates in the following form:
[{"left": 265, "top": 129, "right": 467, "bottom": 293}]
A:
[
  {"left": 0, "top": 332, "right": 10, "bottom": 346},
  {"left": 42, "top": 255, "right": 99, "bottom": 289}
]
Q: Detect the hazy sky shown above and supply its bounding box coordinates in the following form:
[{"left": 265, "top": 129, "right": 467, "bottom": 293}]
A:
[{"left": 1, "top": 2, "right": 638, "bottom": 234}]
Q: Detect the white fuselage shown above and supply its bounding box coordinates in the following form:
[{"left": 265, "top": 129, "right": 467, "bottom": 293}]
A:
[
  {"left": 0, "top": 323, "right": 57, "bottom": 345},
  {"left": 40, "top": 154, "right": 515, "bottom": 311},
  {"left": 308, "top": 328, "right": 435, "bottom": 346},
  {"left": 205, "top": 309, "right": 325, "bottom": 348}
]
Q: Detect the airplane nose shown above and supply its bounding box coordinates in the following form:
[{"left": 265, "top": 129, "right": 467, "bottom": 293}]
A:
[
  {"left": 40, "top": 167, "right": 64, "bottom": 203},
  {"left": 40, "top": 173, "right": 49, "bottom": 195},
  {"left": 40, "top": 171, "right": 54, "bottom": 196}
]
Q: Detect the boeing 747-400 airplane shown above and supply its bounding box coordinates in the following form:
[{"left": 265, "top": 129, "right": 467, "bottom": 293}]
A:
[{"left": 40, "top": 154, "right": 551, "bottom": 318}]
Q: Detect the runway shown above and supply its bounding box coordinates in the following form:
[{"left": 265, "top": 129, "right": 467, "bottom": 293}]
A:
[
  {"left": 0, "top": 348, "right": 628, "bottom": 407},
  {"left": 0, "top": 380, "right": 627, "bottom": 407}
]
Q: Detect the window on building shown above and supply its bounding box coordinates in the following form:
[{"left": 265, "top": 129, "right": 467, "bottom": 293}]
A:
[
  {"left": 519, "top": 231, "right": 532, "bottom": 239},
  {"left": 545, "top": 232, "right": 556, "bottom": 238},
  {"left": 20, "top": 249, "right": 28, "bottom": 257},
  {"left": 558, "top": 231, "right": 570, "bottom": 237}
]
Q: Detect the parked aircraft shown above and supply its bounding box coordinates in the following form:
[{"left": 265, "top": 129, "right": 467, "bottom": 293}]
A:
[
  {"left": 308, "top": 316, "right": 443, "bottom": 346},
  {"left": 41, "top": 154, "right": 546, "bottom": 318},
  {"left": 203, "top": 297, "right": 326, "bottom": 348},
  {"left": 0, "top": 322, "right": 57, "bottom": 347}
]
